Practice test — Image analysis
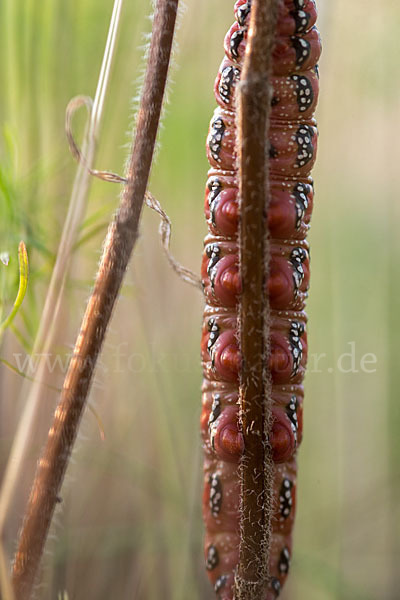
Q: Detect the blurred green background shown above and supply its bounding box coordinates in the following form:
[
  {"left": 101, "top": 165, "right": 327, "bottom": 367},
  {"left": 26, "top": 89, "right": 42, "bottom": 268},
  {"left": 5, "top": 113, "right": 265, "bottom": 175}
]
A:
[{"left": 0, "top": 0, "right": 399, "bottom": 598}]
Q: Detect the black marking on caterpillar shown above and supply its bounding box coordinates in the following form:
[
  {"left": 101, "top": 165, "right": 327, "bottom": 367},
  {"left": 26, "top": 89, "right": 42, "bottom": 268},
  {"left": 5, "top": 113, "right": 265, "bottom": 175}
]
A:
[
  {"left": 291, "top": 74, "right": 314, "bottom": 113},
  {"left": 210, "top": 419, "right": 218, "bottom": 451},
  {"left": 206, "top": 545, "right": 219, "bottom": 570},
  {"left": 291, "top": 35, "right": 311, "bottom": 68},
  {"left": 236, "top": 2, "right": 251, "bottom": 27},
  {"left": 230, "top": 28, "right": 245, "bottom": 59},
  {"left": 314, "top": 63, "right": 319, "bottom": 78},
  {"left": 209, "top": 117, "right": 226, "bottom": 163},
  {"left": 278, "top": 546, "right": 291, "bottom": 575},
  {"left": 269, "top": 144, "right": 278, "bottom": 159},
  {"left": 207, "top": 318, "right": 220, "bottom": 353},
  {"left": 294, "top": 125, "right": 314, "bottom": 168},
  {"left": 214, "top": 575, "right": 228, "bottom": 593},
  {"left": 219, "top": 66, "right": 240, "bottom": 104},
  {"left": 271, "top": 95, "right": 279, "bottom": 107},
  {"left": 209, "top": 473, "right": 223, "bottom": 517},
  {"left": 208, "top": 179, "right": 222, "bottom": 226},
  {"left": 206, "top": 243, "right": 221, "bottom": 287},
  {"left": 290, "top": 247, "right": 307, "bottom": 292},
  {"left": 286, "top": 395, "right": 299, "bottom": 444},
  {"left": 292, "top": 182, "right": 310, "bottom": 229},
  {"left": 208, "top": 394, "right": 222, "bottom": 427},
  {"left": 279, "top": 478, "right": 293, "bottom": 520},
  {"left": 271, "top": 577, "right": 282, "bottom": 596},
  {"left": 289, "top": 320, "right": 304, "bottom": 376},
  {"left": 291, "top": 8, "right": 311, "bottom": 34}
]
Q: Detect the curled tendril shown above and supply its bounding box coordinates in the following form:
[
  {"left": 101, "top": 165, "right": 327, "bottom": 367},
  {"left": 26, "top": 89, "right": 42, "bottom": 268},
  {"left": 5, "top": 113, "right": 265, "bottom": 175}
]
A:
[
  {"left": 66, "top": 96, "right": 202, "bottom": 290},
  {"left": 144, "top": 192, "right": 202, "bottom": 289},
  {"left": 66, "top": 95, "right": 127, "bottom": 185},
  {"left": 0, "top": 241, "right": 29, "bottom": 338}
]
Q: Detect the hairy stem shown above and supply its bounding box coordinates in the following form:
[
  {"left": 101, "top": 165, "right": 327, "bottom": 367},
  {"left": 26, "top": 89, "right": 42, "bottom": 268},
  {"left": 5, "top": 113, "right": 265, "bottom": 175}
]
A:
[
  {"left": 0, "top": 0, "right": 124, "bottom": 544},
  {"left": 11, "top": 1, "right": 179, "bottom": 598},
  {"left": 235, "top": 0, "right": 278, "bottom": 597}
]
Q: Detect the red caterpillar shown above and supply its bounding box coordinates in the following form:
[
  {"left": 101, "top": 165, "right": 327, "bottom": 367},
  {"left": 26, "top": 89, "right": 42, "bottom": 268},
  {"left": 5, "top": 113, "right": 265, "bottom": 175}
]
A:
[{"left": 200, "top": 0, "right": 320, "bottom": 598}]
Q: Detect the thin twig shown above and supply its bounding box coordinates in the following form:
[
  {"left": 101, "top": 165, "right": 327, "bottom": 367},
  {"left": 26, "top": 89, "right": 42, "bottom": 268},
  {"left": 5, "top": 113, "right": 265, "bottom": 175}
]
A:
[
  {"left": 11, "top": 1, "right": 179, "bottom": 598},
  {"left": 234, "top": 0, "right": 278, "bottom": 598}
]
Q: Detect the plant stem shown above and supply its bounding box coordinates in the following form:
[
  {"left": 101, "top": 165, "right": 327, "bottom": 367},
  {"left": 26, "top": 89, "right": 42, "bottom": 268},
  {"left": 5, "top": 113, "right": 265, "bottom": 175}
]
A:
[
  {"left": 0, "top": 0, "right": 124, "bottom": 544},
  {"left": 11, "top": 1, "right": 179, "bottom": 598},
  {"left": 235, "top": 0, "right": 278, "bottom": 598}
]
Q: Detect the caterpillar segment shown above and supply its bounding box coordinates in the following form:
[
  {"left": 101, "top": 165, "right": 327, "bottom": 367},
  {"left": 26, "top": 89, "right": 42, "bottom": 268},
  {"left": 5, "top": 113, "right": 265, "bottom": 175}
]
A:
[{"left": 200, "top": 0, "right": 320, "bottom": 597}]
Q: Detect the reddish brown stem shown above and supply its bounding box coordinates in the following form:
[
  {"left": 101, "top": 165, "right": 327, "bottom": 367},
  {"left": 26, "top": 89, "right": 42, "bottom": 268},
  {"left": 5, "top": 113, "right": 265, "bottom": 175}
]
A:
[
  {"left": 235, "top": 0, "right": 278, "bottom": 598},
  {"left": 11, "top": 2, "right": 179, "bottom": 598}
]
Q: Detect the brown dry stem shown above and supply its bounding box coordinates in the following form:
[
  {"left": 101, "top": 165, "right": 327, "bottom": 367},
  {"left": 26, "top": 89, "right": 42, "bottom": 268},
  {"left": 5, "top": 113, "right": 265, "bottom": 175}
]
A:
[
  {"left": 11, "top": 1, "right": 179, "bottom": 598},
  {"left": 235, "top": 0, "right": 279, "bottom": 598}
]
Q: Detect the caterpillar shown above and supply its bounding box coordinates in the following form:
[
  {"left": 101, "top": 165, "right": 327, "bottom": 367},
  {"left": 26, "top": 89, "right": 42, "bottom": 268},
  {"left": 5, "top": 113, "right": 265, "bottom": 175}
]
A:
[{"left": 200, "top": 1, "right": 320, "bottom": 598}]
